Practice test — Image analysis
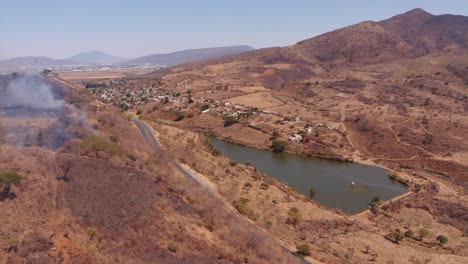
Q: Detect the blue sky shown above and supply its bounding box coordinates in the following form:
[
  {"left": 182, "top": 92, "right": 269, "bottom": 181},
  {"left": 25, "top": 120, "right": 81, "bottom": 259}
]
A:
[{"left": 1, "top": 0, "right": 467, "bottom": 59}]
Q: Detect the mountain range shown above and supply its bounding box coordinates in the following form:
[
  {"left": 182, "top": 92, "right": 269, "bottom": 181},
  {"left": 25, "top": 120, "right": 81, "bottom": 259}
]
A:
[
  {"left": 123, "top": 45, "right": 254, "bottom": 66},
  {"left": 0, "top": 46, "right": 255, "bottom": 70}
]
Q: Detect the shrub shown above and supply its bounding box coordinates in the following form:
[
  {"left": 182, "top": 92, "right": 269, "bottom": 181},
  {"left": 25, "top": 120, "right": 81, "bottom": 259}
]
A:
[
  {"left": 246, "top": 238, "right": 256, "bottom": 249},
  {"left": 0, "top": 171, "right": 22, "bottom": 194},
  {"left": 270, "top": 131, "right": 281, "bottom": 140},
  {"left": 211, "top": 149, "right": 221, "bottom": 156},
  {"left": 85, "top": 227, "right": 97, "bottom": 237},
  {"left": 404, "top": 229, "right": 413, "bottom": 238},
  {"left": 205, "top": 217, "right": 215, "bottom": 232},
  {"left": 223, "top": 115, "right": 238, "bottom": 127},
  {"left": 168, "top": 241, "right": 180, "bottom": 253},
  {"left": 260, "top": 182, "right": 269, "bottom": 190},
  {"left": 271, "top": 140, "right": 288, "bottom": 153},
  {"left": 244, "top": 182, "right": 253, "bottom": 189},
  {"left": 371, "top": 196, "right": 381, "bottom": 204},
  {"left": 436, "top": 235, "right": 448, "bottom": 244},
  {"left": 234, "top": 198, "right": 256, "bottom": 220},
  {"left": 392, "top": 228, "right": 403, "bottom": 244},
  {"left": 414, "top": 184, "right": 423, "bottom": 193},
  {"left": 78, "top": 88, "right": 92, "bottom": 96},
  {"left": 419, "top": 228, "right": 429, "bottom": 240},
  {"left": 364, "top": 245, "right": 371, "bottom": 254},
  {"left": 136, "top": 109, "right": 143, "bottom": 115},
  {"left": 175, "top": 113, "right": 185, "bottom": 121},
  {"left": 422, "top": 133, "right": 433, "bottom": 145},
  {"left": 201, "top": 104, "right": 210, "bottom": 111},
  {"left": 81, "top": 135, "right": 121, "bottom": 156},
  {"left": 296, "top": 243, "right": 311, "bottom": 256},
  {"left": 287, "top": 207, "right": 301, "bottom": 226},
  {"left": 229, "top": 160, "right": 238, "bottom": 167},
  {"left": 421, "top": 116, "right": 429, "bottom": 125}
]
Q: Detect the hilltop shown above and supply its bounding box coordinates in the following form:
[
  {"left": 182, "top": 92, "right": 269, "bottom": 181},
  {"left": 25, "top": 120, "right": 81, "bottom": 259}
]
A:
[{"left": 67, "top": 50, "right": 126, "bottom": 65}]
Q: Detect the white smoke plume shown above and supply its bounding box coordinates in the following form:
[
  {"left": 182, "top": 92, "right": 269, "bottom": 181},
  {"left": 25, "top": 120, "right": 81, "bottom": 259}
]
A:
[
  {"left": 0, "top": 74, "right": 64, "bottom": 109},
  {"left": 0, "top": 73, "right": 91, "bottom": 149}
]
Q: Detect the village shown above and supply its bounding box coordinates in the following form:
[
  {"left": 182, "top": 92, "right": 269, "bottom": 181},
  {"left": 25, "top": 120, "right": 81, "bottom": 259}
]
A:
[{"left": 88, "top": 81, "right": 339, "bottom": 146}]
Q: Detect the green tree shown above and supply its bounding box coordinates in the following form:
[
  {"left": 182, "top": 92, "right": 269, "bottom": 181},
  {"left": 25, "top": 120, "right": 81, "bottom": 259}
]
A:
[
  {"left": 0, "top": 171, "right": 22, "bottom": 194},
  {"left": 37, "top": 129, "right": 45, "bottom": 147},
  {"left": 271, "top": 140, "right": 288, "bottom": 153},
  {"left": 436, "top": 235, "right": 448, "bottom": 244}
]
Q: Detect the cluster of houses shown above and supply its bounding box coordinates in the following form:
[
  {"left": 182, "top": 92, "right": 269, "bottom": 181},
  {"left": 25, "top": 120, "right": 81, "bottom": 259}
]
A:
[
  {"left": 288, "top": 123, "right": 336, "bottom": 143},
  {"left": 93, "top": 86, "right": 168, "bottom": 110},
  {"left": 89, "top": 81, "right": 338, "bottom": 145},
  {"left": 219, "top": 102, "right": 263, "bottom": 118}
]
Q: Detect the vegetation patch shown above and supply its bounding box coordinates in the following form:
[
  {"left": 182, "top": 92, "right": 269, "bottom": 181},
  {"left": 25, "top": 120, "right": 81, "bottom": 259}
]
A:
[
  {"left": 0, "top": 170, "right": 22, "bottom": 194},
  {"left": 271, "top": 139, "right": 288, "bottom": 153},
  {"left": 80, "top": 135, "right": 122, "bottom": 156},
  {"left": 234, "top": 198, "right": 256, "bottom": 220}
]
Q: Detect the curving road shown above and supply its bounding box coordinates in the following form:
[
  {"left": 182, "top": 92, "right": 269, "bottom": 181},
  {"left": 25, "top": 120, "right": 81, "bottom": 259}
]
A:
[
  {"left": 132, "top": 118, "right": 317, "bottom": 264},
  {"left": 132, "top": 118, "right": 210, "bottom": 188}
]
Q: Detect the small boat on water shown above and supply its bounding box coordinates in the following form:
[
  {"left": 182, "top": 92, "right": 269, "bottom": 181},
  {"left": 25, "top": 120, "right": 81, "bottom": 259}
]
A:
[{"left": 351, "top": 181, "right": 356, "bottom": 186}]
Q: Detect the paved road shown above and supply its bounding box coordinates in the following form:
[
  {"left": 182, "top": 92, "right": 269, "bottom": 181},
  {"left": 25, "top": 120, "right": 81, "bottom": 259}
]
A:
[
  {"left": 132, "top": 118, "right": 317, "bottom": 264},
  {"left": 132, "top": 118, "right": 210, "bottom": 188}
]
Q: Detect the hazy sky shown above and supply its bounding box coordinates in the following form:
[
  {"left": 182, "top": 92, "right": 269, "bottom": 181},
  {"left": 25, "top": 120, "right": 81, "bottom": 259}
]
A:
[{"left": 1, "top": 0, "right": 467, "bottom": 59}]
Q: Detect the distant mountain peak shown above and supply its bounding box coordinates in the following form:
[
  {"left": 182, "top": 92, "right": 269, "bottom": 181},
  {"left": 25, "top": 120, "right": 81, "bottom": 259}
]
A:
[
  {"left": 386, "top": 8, "right": 433, "bottom": 22},
  {"left": 67, "top": 50, "right": 125, "bottom": 64},
  {"left": 404, "top": 8, "right": 432, "bottom": 16}
]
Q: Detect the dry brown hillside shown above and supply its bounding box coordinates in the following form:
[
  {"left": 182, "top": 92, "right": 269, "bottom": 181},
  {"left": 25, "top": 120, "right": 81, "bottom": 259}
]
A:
[
  {"left": 380, "top": 8, "right": 468, "bottom": 54},
  {"left": 0, "top": 74, "right": 297, "bottom": 263}
]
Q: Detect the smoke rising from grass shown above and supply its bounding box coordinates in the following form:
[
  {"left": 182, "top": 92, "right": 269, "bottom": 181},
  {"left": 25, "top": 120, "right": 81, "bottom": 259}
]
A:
[
  {"left": 0, "top": 74, "right": 64, "bottom": 109},
  {"left": 0, "top": 73, "right": 90, "bottom": 149}
]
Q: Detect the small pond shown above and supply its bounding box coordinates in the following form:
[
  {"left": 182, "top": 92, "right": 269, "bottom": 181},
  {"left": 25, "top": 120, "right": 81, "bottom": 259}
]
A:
[{"left": 209, "top": 137, "right": 407, "bottom": 214}]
